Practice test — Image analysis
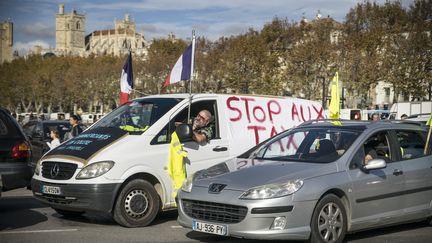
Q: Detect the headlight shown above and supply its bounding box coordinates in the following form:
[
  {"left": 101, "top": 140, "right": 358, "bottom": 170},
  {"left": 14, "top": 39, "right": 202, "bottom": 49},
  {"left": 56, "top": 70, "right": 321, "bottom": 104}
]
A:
[
  {"left": 181, "top": 175, "right": 194, "bottom": 193},
  {"left": 34, "top": 162, "right": 41, "bottom": 176},
  {"left": 76, "top": 161, "right": 114, "bottom": 179},
  {"left": 240, "top": 179, "right": 303, "bottom": 200}
]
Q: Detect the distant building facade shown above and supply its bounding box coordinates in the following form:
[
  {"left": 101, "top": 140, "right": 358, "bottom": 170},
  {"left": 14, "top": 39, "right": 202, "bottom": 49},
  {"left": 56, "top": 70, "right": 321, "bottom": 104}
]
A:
[
  {"left": 0, "top": 20, "right": 13, "bottom": 63},
  {"left": 55, "top": 4, "right": 86, "bottom": 56},
  {"left": 85, "top": 14, "right": 148, "bottom": 56}
]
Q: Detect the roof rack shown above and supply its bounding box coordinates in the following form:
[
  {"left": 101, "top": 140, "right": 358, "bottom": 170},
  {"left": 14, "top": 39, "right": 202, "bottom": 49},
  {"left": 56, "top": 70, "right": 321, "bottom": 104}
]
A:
[{"left": 298, "top": 119, "right": 370, "bottom": 127}]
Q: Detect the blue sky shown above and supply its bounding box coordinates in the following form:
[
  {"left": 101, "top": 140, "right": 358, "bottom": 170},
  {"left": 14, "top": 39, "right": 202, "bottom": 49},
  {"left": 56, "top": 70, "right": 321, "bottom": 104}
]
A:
[{"left": 0, "top": 0, "right": 414, "bottom": 54}]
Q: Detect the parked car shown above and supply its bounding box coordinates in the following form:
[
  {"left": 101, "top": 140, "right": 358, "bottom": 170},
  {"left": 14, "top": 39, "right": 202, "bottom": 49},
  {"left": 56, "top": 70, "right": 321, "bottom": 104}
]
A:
[
  {"left": 405, "top": 113, "right": 430, "bottom": 125},
  {"left": 177, "top": 119, "right": 432, "bottom": 243},
  {"left": 22, "top": 120, "right": 86, "bottom": 163},
  {"left": 0, "top": 108, "right": 33, "bottom": 194}
]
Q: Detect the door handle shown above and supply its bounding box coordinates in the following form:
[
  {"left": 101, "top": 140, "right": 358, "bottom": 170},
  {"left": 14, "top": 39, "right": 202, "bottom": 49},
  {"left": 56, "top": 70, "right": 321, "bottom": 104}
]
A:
[
  {"left": 213, "top": 146, "right": 228, "bottom": 152},
  {"left": 393, "top": 169, "right": 403, "bottom": 176}
]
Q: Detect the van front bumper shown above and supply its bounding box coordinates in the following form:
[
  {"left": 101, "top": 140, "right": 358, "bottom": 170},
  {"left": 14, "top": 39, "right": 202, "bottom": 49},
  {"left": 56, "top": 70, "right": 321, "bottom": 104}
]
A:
[{"left": 31, "top": 178, "right": 121, "bottom": 213}]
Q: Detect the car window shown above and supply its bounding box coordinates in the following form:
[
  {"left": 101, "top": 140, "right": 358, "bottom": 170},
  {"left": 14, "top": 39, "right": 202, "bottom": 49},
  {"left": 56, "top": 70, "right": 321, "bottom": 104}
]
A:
[
  {"left": 396, "top": 130, "right": 427, "bottom": 160},
  {"left": 351, "top": 131, "right": 393, "bottom": 168},
  {"left": 258, "top": 128, "right": 360, "bottom": 163},
  {"left": 152, "top": 100, "right": 218, "bottom": 145}
]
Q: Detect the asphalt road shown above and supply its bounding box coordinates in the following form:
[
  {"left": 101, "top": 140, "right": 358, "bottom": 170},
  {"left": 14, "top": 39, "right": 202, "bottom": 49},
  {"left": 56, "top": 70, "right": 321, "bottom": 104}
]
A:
[{"left": 0, "top": 188, "right": 431, "bottom": 243}]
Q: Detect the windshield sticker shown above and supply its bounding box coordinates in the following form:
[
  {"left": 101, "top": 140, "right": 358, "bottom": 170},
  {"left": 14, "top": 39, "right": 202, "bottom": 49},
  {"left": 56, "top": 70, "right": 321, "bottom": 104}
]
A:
[{"left": 44, "top": 127, "right": 128, "bottom": 161}]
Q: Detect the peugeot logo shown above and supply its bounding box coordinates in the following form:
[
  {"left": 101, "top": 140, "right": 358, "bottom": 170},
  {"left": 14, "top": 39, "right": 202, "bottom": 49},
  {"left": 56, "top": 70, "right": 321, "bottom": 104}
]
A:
[
  {"left": 208, "top": 183, "right": 226, "bottom": 194},
  {"left": 50, "top": 164, "right": 60, "bottom": 178}
]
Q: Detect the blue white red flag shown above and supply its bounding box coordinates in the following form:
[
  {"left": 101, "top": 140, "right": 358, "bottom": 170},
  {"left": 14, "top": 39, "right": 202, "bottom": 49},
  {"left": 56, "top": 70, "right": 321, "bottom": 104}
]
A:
[
  {"left": 120, "top": 51, "right": 133, "bottom": 105},
  {"left": 163, "top": 44, "right": 193, "bottom": 87}
]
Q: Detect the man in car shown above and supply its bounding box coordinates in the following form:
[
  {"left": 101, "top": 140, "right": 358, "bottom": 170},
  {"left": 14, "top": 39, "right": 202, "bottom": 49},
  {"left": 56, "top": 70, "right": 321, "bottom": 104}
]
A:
[{"left": 192, "top": 110, "right": 213, "bottom": 143}]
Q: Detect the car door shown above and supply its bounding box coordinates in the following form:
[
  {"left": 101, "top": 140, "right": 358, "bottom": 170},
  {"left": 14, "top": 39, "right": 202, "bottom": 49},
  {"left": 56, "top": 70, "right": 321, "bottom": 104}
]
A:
[
  {"left": 394, "top": 129, "right": 432, "bottom": 214},
  {"left": 171, "top": 98, "right": 230, "bottom": 174},
  {"left": 347, "top": 130, "right": 405, "bottom": 229}
]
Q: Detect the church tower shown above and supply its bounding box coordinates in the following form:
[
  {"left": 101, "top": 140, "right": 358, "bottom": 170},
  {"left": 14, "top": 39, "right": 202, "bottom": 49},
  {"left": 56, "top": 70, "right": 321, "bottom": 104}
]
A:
[{"left": 55, "top": 4, "right": 85, "bottom": 55}]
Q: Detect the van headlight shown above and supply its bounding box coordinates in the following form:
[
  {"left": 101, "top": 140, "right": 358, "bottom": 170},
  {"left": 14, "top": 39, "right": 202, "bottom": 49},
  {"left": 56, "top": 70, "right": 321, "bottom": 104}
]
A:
[
  {"left": 76, "top": 161, "right": 115, "bottom": 179},
  {"left": 34, "top": 162, "right": 41, "bottom": 176},
  {"left": 240, "top": 180, "right": 303, "bottom": 200},
  {"left": 181, "top": 175, "right": 194, "bottom": 193}
]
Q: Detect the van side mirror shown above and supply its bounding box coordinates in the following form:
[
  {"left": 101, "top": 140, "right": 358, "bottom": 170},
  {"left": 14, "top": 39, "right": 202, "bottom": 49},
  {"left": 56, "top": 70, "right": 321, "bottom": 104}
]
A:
[
  {"left": 363, "top": 159, "right": 387, "bottom": 170},
  {"left": 32, "top": 130, "right": 43, "bottom": 139},
  {"left": 176, "top": 124, "right": 193, "bottom": 142}
]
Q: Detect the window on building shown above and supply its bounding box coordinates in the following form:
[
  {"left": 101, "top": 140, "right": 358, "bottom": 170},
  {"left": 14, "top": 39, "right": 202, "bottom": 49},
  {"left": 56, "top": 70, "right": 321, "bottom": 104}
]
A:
[
  {"left": 385, "top": 88, "right": 390, "bottom": 96},
  {"left": 76, "top": 21, "right": 80, "bottom": 30}
]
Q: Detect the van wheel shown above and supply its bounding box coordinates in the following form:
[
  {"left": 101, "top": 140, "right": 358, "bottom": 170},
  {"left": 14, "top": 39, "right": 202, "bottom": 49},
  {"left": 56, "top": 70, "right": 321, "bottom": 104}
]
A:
[
  {"left": 307, "top": 194, "right": 347, "bottom": 243},
  {"left": 113, "top": 179, "right": 160, "bottom": 227},
  {"left": 54, "top": 208, "right": 84, "bottom": 217}
]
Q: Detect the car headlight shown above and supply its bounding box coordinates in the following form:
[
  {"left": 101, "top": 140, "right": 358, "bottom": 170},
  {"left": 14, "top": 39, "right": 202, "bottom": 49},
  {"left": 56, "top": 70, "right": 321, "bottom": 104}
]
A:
[
  {"left": 181, "top": 175, "right": 194, "bottom": 193},
  {"left": 240, "top": 179, "right": 303, "bottom": 200},
  {"left": 34, "top": 161, "right": 41, "bottom": 176},
  {"left": 76, "top": 161, "right": 114, "bottom": 179}
]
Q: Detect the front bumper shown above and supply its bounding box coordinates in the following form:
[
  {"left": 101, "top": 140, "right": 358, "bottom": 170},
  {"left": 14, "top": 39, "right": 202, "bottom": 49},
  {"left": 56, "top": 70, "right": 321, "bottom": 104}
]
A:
[
  {"left": 31, "top": 178, "right": 121, "bottom": 213},
  {"left": 177, "top": 187, "right": 316, "bottom": 241}
]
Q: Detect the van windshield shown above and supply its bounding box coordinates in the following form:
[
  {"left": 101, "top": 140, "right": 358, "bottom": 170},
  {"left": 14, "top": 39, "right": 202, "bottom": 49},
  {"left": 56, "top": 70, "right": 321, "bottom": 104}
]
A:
[{"left": 89, "top": 98, "right": 182, "bottom": 134}]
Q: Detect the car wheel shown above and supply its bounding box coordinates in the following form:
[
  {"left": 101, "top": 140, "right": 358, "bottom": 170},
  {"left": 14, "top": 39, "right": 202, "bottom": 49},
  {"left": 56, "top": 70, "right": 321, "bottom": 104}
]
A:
[
  {"left": 54, "top": 208, "right": 84, "bottom": 217},
  {"left": 113, "top": 179, "right": 160, "bottom": 227},
  {"left": 308, "top": 194, "right": 347, "bottom": 243}
]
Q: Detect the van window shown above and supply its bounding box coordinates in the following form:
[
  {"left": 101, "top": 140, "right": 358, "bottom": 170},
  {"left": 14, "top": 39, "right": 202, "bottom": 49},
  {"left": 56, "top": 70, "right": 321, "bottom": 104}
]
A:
[
  {"left": 152, "top": 100, "right": 218, "bottom": 144},
  {"left": 91, "top": 98, "right": 182, "bottom": 134},
  {"left": 396, "top": 130, "right": 428, "bottom": 159}
]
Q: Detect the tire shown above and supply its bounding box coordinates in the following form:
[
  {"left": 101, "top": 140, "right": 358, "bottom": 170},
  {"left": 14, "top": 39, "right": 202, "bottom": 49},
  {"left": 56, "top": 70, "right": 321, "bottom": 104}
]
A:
[
  {"left": 113, "top": 179, "right": 160, "bottom": 227},
  {"left": 307, "top": 194, "right": 347, "bottom": 243},
  {"left": 54, "top": 208, "right": 84, "bottom": 217}
]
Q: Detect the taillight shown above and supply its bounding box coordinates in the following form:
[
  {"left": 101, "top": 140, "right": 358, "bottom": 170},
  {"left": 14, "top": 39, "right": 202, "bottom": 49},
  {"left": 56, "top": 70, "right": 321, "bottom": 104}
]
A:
[{"left": 12, "top": 142, "right": 31, "bottom": 159}]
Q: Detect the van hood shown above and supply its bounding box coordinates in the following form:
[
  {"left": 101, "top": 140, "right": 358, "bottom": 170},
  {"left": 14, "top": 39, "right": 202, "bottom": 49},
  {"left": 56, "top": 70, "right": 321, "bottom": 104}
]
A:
[
  {"left": 193, "top": 159, "right": 337, "bottom": 191},
  {"left": 42, "top": 127, "right": 128, "bottom": 164}
]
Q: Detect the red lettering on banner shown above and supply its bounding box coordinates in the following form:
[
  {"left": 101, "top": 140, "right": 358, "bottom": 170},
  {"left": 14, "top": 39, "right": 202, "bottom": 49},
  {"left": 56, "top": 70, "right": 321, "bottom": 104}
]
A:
[
  {"left": 253, "top": 106, "right": 266, "bottom": 123},
  {"left": 227, "top": 96, "right": 242, "bottom": 121},
  {"left": 300, "top": 105, "right": 311, "bottom": 122},
  {"left": 248, "top": 125, "right": 266, "bottom": 145},
  {"left": 241, "top": 97, "right": 255, "bottom": 123},
  {"left": 313, "top": 105, "right": 325, "bottom": 120},
  {"left": 292, "top": 103, "right": 301, "bottom": 122},
  {"left": 267, "top": 100, "right": 281, "bottom": 123}
]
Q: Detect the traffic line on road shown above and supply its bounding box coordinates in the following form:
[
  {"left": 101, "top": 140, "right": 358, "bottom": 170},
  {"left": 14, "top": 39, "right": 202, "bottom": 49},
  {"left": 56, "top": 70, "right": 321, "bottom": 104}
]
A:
[
  {"left": 170, "top": 225, "right": 183, "bottom": 229},
  {"left": 0, "top": 229, "right": 78, "bottom": 234}
]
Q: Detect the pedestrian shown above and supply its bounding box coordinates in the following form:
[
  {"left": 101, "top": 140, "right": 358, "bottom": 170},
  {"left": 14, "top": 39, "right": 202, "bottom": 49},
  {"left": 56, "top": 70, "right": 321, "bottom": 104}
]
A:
[
  {"left": 69, "top": 115, "right": 83, "bottom": 138},
  {"left": 46, "top": 130, "right": 61, "bottom": 150},
  {"left": 371, "top": 112, "right": 380, "bottom": 121}
]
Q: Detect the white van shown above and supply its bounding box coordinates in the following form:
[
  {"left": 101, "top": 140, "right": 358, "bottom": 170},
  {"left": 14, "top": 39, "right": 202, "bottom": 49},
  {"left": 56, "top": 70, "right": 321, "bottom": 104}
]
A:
[{"left": 31, "top": 93, "right": 324, "bottom": 227}]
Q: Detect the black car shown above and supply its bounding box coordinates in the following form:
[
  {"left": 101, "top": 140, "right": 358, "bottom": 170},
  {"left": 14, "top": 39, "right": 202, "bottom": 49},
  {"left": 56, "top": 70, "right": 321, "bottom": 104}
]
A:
[
  {"left": 0, "top": 108, "right": 33, "bottom": 194},
  {"left": 22, "top": 120, "right": 87, "bottom": 162}
]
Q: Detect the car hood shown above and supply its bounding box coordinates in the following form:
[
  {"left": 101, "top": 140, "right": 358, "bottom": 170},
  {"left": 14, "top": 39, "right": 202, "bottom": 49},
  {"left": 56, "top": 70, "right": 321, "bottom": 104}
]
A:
[{"left": 193, "top": 159, "right": 338, "bottom": 191}]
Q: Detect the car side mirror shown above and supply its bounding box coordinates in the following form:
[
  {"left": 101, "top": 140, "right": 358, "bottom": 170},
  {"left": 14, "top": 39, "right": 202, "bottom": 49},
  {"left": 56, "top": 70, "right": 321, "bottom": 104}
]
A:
[
  {"left": 32, "top": 131, "right": 43, "bottom": 139},
  {"left": 176, "top": 124, "right": 193, "bottom": 142},
  {"left": 363, "top": 159, "right": 387, "bottom": 170}
]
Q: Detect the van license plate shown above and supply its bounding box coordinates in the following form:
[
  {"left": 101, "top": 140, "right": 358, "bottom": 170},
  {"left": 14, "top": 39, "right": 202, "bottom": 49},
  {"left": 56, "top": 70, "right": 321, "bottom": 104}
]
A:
[
  {"left": 42, "top": 185, "right": 61, "bottom": 195},
  {"left": 192, "top": 221, "right": 227, "bottom": 236}
]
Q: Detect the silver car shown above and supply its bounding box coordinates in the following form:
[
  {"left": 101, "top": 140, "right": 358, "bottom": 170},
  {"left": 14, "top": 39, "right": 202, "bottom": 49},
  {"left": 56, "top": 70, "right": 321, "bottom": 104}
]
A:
[{"left": 177, "top": 120, "right": 432, "bottom": 243}]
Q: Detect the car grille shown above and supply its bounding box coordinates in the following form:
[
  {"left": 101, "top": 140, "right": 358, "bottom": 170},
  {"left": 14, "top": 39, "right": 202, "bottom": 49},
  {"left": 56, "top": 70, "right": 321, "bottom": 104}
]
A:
[
  {"left": 42, "top": 162, "right": 77, "bottom": 180},
  {"left": 182, "top": 199, "right": 248, "bottom": 224}
]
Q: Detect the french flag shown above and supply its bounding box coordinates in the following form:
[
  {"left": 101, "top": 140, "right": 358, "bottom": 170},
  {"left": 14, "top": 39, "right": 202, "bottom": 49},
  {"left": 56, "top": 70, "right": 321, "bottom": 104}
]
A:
[
  {"left": 163, "top": 44, "right": 193, "bottom": 87},
  {"left": 119, "top": 52, "right": 133, "bottom": 105}
]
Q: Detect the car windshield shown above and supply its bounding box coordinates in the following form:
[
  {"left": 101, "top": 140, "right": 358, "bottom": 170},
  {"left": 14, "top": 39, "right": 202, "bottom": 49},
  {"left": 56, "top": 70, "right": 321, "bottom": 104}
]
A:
[
  {"left": 90, "top": 98, "right": 182, "bottom": 134},
  {"left": 255, "top": 128, "right": 360, "bottom": 163}
]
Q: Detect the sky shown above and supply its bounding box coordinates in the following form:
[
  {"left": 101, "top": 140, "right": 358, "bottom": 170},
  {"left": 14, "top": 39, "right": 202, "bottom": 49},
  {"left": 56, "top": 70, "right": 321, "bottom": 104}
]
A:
[{"left": 0, "top": 0, "right": 414, "bottom": 54}]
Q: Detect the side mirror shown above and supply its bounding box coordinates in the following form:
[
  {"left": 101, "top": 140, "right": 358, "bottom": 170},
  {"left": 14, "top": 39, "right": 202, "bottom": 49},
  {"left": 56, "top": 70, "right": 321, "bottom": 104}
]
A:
[
  {"left": 32, "top": 131, "right": 43, "bottom": 139},
  {"left": 363, "top": 159, "right": 387, "bottom": 170},
  {"left": 176, "top": 124, "right": 193, "bottom": 142}
]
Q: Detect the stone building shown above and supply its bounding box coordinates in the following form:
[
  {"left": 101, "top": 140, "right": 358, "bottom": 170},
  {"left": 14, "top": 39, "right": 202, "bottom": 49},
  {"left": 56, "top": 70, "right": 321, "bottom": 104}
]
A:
[
  {"left": 55, "top": 4, "right": 86, "bottom": 56},
  {"left": 0, "top": 20, "right": 13, "bottom": 64},
  {"left": 85, "top": 14, "right": 148, "bottom": 56}
]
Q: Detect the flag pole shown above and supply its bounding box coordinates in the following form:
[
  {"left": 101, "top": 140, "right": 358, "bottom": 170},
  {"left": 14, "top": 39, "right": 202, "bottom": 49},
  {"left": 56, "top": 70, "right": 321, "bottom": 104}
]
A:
[
  {"left": 424, "top": 114, "right": 432, "bottom": 155},
  {"left": 187, "top": 30, "right": 196, "bottom": 124}
]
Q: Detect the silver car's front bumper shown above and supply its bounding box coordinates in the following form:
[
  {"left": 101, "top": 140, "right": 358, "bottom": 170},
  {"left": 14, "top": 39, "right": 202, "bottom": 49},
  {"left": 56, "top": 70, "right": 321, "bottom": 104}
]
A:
[{"left": 177, "top": 186, "right": 317, "bottom": 241}]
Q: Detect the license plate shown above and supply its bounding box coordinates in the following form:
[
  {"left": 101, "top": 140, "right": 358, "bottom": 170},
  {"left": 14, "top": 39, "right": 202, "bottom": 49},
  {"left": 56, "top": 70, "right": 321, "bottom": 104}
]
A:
[
  {"left": 42, "top": 185, "right": 61, "bottom": 195},
  {"left": 192, "top": 221, "right": 227, "bottom": 236}
]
